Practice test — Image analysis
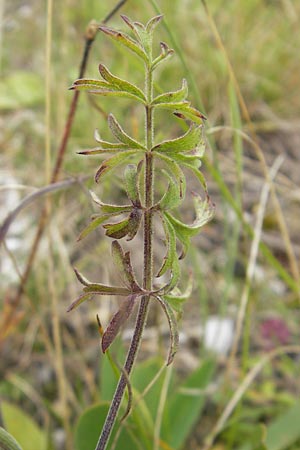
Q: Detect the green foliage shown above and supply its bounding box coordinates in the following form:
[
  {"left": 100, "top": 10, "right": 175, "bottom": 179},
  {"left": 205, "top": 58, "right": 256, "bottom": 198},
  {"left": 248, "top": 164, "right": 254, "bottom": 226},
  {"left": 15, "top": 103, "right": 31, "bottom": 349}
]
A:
[
  {"left": 1, "top": 402, "right": 49, "bottom": 450},
  {"left": 69, "top": 14, "right": 212, "bottom": 361}
]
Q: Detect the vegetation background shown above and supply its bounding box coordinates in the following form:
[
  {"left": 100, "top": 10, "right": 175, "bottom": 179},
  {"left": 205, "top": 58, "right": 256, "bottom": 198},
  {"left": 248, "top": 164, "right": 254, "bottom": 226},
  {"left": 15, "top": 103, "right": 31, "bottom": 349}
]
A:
[{"left": 0, "top": 0, "right": 300, "bottom": 449}]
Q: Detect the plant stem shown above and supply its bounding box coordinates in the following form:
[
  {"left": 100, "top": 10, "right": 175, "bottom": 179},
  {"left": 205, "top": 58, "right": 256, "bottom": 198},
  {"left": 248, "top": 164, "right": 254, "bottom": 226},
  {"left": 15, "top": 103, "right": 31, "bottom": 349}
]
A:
[{"left": 95, "top": 63, "right": 154, "bottom": 450}]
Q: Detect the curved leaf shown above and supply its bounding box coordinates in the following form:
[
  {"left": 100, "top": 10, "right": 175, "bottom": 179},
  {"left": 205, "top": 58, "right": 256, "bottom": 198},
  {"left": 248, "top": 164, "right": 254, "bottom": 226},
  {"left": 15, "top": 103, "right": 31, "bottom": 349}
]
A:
[
  {"left": 156, "top": 101, "right": 207, "bottom": 124},
  {"left": 152, "top": 79, "right": 188, "bottom": 106},
  {"left": 95, "top": 150, "right": 138, "bottom": 183},
  {"left": 103, "top": 208, "right": 142, "bottom": 240},
  {"left": 102, "top": 295, "right": 138, "bottom": 353},
  {"left": 152, "top": 151, "right": 186, "bottom": 199},
  {"left": 99, "top": 26, "right": 149, "bottom": 63},
  {"left": 158, "top": 170, "right": 182, "bottom": 211},
  {"left": 152, "top": 124, "right": 202, "bottom": 154},
  {"left": 69, "top": 78, "right": 110, "bottom": 91},
  {"left": 108, "top": 114, "right": 145, "bottom": 150},
  {"left": 152, "top": 295, "right": 179, "bottom": 365},
  {"left": 165, "top": 195, "right": 215, "bottom": 258},
  {"left": 98, "top": 64, "right": 146, "bottom": 103},
  {"left": 152, "top": 42, "right": 174, "bottom": 69}
]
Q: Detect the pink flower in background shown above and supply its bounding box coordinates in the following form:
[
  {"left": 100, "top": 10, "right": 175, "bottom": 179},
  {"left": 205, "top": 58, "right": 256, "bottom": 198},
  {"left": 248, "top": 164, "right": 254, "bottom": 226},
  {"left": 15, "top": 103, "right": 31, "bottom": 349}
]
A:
[{"left": 260, "top": 318, "right": 290, "bottom": 350}]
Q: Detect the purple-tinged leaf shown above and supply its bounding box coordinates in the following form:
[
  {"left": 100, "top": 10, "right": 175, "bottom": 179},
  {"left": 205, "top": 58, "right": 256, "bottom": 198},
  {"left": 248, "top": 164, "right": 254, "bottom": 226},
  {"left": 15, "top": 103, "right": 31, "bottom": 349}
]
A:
[
  {"left": 126, "top": 208, "right": 143, "bottom": 241},
  {"left": 152, "top": 79, "right": 188, "bottom": 106},
  {"left": 153, "top": 295, "right": 179, "bottom": 365},
  {"left": 69, "top": 78, "right": 110, "bottom": 91},
  {"left": 102, "top": 295, "right": 138, "bottom": 353},
  {"left": 103, "top": 217, "right": 130, "bottom": 239},
  {"left": 111, "top": 241, "right": 141, "bottom": 291},
  {"left": 152, "top": 41, "right": 174, "bottom": 69},
  {"left": 94, "top": 150, "right": 138, "bottom": 183},
  {"left": 67, "top": 283, "right": 131, "bottom": 312},
  {"left": 99, "top": 26, "right": 149, "bottom": 63},
  {"left": 108, "top": 114, "right": 146, "bottom": 150},
  {"left": 146, "top": 15, "right": 163, "bottom": 33}
]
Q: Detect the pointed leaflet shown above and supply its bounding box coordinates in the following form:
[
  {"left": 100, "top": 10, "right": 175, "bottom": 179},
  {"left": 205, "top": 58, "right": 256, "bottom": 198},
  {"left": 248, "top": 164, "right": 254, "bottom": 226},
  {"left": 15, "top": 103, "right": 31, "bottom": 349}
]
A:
[
  {"left": 95, "top": 150, "right": 138, "bottom": 183},
  {"left": 152, "top": 151, "right": 186, "bottom": 199},
  {"left": 68, "top": 284, "right": 130, "bottom": 312},
  {"left": 77, "top": 215, "right": 108, "bottom": 241},
  {"left": 111, "top": 240, "right": 141, "bottom": 291},
  {"left": 152, "top": 79, "right": 188, "bottom": 106},
  {"left": 124, "top": 164, "right": 141, "bottom": 206},
  {"left": 145, "top": 15, "right": 163, "bottom": 33},
  {"left": 152, "top": 295, "right": 179, "bottom": 365},
  {"left": 69, "top": 78, "right": 110, "bottom": 91},
  {"left": 155, "top": 102, "right": 207, "bottom": 125},
  {"left": 108, "top": 114, "right": 145, "bottom": 150},
  {"left": 152, "top": 124, "right": 202, "bottom": 154},
  {"left": 99, "top": 26, "right": 149, "bottom": 63},
  {"left": 102, "top": 295, "right": 138, "bottom": 353},
  {"left": 152, "top": 42, "right": 174, "bottom": 70},
  {"left": 165, "top": 195, "right": 215, "bottom": 258},
  {"left": 98, "top": 64, "right": 146, "bottom": 103}
]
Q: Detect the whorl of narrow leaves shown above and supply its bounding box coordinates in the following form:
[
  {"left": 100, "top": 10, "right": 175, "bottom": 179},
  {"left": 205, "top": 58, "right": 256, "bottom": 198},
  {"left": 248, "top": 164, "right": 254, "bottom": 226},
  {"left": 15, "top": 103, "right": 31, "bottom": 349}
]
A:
[{"left": 69, "top": 15, "right": 213, "bottom": 366}]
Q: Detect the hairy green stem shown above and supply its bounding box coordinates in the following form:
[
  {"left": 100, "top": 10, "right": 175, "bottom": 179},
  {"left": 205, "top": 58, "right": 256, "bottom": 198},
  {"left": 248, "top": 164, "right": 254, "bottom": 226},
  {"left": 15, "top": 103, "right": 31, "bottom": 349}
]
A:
[{"left": 95, "top": 62, "right": 154, "bottom": 450}]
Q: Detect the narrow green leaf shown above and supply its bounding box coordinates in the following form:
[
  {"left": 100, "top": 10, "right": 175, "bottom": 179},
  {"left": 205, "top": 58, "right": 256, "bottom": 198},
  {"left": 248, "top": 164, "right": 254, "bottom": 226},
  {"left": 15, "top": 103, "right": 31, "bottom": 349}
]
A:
[
  {"left": 94, "top": 150, "right": 138, "bottom": 183},
  {"left": 111, "top": 240, "right": 141, "bottom": 290},
  {"left": 102, "top": 295, "right": 138, "bottom": 353},
  {"left": 179, "top": 160, "right": 207, "bottom": 191},
  {"left": 99, "top": 26, "right": 149, "bottom": 63},
  {"left": 153, "top": 295, "right": 179, "bottom": 365},
  {"left": 90, "top": 190, "right": 132, "bottom": 214},
  {"left": 152, "top": 124, "right": 202, "bottom": 153},
  {"left": 108, "top": 114, "right": 146, "bottom": 149},
  {"left": 126, "top": 208, "right": 143, "bottom": 240},
  {"left": 98, "top": 64, "right": 146, "bottom": 103},
  {"left": 77, "top": 215, "right": 108, "bottom": 241},
  {"left": 94, "top": 129, "right": 129, "bottom": 150},
  {"left": 152, "top": 151, "right": 186, "bottom": 199},
  {"left": 152, "top": 79, "right": 188, "bottom": 105},
  {"left": 124, "top": 164, "right": 141, "bottom": 206},
  {"left": 69, "top": 78, "right": 110, "bottom": 91},
  {"left": 83, "top": 284, "right": 130, "bottom": 296},
  {"left": 0, "top": 426, "right": 22, "bottom": 450},
  {"left": 74, "top": 268, "right": 92, "bottom": 286}
]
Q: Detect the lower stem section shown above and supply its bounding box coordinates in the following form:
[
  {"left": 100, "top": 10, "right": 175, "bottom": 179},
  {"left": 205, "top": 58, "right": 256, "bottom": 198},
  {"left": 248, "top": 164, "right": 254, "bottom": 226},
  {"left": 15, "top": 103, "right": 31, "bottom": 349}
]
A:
[{"left": 95, "top": 296, "right": 150, "bottom": 450}]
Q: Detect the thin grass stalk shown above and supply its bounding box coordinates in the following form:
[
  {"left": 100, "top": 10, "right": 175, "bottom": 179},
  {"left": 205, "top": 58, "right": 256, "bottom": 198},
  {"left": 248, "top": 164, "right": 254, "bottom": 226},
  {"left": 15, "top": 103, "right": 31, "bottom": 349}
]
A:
[{"left": 201, "top": 0, "right": 300, "bottom": 299}]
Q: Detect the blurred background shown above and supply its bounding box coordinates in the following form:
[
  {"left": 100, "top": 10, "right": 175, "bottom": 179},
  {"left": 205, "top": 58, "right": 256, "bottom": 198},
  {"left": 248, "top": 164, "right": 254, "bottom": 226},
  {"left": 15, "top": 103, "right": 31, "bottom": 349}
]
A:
[{"left": 0, "top": 1, "right": 300, "bottom": 449}]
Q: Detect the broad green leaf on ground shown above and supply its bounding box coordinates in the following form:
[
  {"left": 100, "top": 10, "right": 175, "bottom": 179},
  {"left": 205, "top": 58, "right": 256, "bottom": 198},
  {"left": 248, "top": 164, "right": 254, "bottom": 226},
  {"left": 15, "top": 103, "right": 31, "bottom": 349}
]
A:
[
  {"left": 264, "top": 402, "right": 300, "bottom": 450},
  {"left": 1, "top": 402, "right": 48, "bottom": 450},
  {"left": 74, "top": 403, "right": 141, "bottom": 450},
  {"left": 161, "top": 360, "right": 215, "bottom": 450}
]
